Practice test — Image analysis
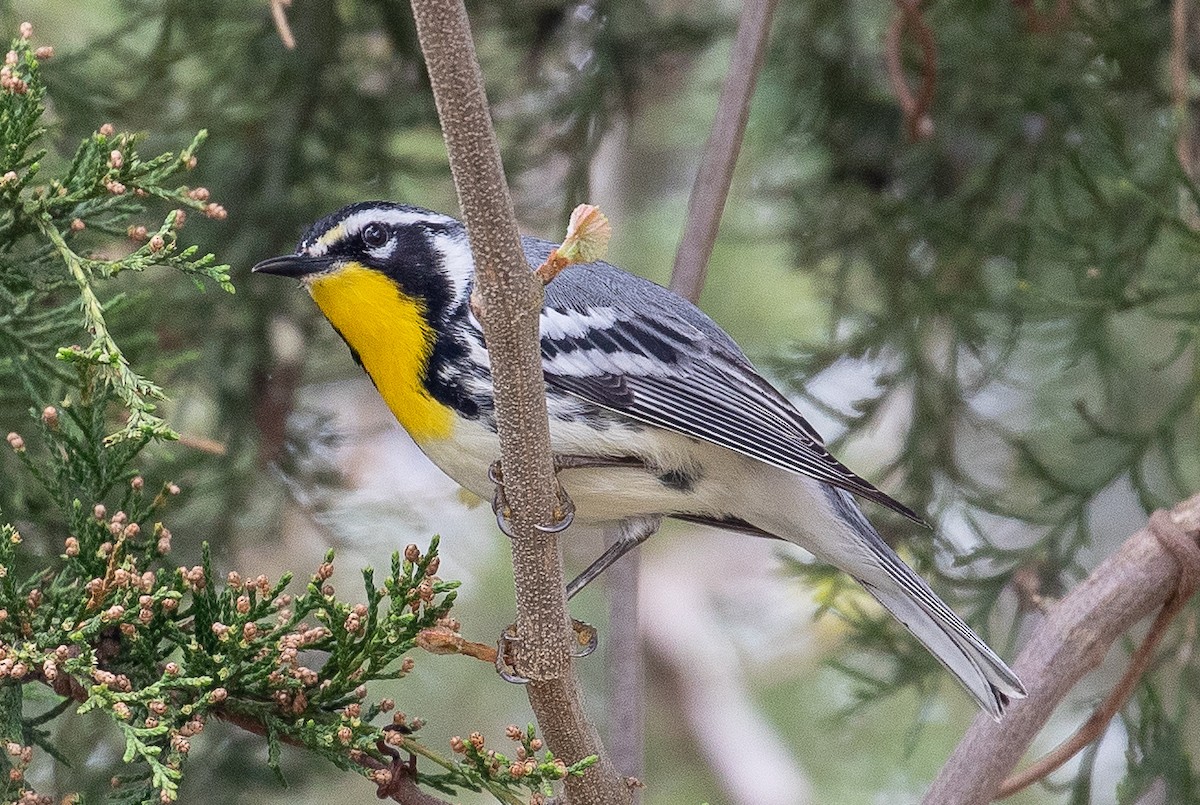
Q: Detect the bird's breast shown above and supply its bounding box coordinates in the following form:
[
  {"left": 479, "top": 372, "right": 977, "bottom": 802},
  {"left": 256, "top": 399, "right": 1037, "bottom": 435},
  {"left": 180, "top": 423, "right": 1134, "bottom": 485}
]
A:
[{"left": 308, "top": 264, "right": 455, "bottom": 442}]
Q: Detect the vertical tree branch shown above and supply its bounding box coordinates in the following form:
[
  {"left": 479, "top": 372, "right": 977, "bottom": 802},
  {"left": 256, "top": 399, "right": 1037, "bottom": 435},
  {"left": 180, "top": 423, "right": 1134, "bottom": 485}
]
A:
[
  {"left": 885, "top": 0, "right": 937, "bottom": 142},
  {"left": 1172, "top": 0, "right": 1193, "bottom": 177},
  {"left": 602, "top": 525, "right": 643, "bottom": 796},
  {"left": 600, "top": 3, "right": 782, "bottom": 798},
  {"left": 670, "top": 0, "right": 781, "bottom": 303},
  {"left": 408, "top": 0, "right": 562, "bottom": 686},
  {"left": 924, "top": 493, "right": 1200, "bottom": 804},
  {"left": 405, "top": 1, "right": 629, "bottom": 802}
]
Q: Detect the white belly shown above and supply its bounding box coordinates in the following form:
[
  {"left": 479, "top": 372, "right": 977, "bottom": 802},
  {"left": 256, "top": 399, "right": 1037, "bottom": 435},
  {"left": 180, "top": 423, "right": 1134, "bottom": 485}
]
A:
[
  {"left": 414, "top": 415, "right": 723, "bottom": 524},
  {"left": 412, "top": 410, "right": 885, "bottom": 583}
]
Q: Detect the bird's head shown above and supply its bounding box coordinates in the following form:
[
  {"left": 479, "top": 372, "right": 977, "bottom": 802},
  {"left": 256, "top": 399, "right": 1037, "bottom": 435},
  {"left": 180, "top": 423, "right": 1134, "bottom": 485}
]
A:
[
  {"left": 253, "top": 202, "right": 483, "bottom": 440},
  {"left": 252, "top": 201, "right": 476, "bottom": 325}
]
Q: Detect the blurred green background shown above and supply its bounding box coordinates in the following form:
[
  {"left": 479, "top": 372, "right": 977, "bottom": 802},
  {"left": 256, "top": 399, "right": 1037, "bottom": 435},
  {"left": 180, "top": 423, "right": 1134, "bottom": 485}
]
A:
[{"left": 3, "top": 0, "right": 1199, "bottom": 803}]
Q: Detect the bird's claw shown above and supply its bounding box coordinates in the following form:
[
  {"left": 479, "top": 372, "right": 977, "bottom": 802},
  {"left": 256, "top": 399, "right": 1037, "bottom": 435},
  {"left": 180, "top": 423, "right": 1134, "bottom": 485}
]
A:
[
  {"left": 570, "top": 618, "right": 598, "bottom": 657},
  {"left": 495, "top": 624, "right": 530, "bottom": 684},
  {"left": 536, "top": 483, "right": 575, "bottom": 533},
  {"left": 494, "top": 619, "right": 598, "bottom": 682},
  {"left": 488, "top": 459, "right": 576, "bottom": 536},
  {"left": 488, "top": 460, "right": 516, "bottom": 538}
]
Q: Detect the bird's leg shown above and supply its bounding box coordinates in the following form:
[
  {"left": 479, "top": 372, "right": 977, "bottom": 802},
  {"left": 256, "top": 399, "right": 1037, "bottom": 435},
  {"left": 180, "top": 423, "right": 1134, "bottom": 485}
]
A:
[
  {"left": 565, "top": 515, "right": 663, "bottom": 600},
  {"left": 488, "top": 454, "right": 644, "bottom": 537},
  {"left": 489, "top": 455, "right": 648, "bottom": 683}
]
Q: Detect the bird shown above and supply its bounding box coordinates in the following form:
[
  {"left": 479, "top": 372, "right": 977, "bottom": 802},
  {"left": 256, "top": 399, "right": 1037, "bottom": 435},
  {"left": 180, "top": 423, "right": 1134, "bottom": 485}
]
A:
[{"left": 252, "top": 200, "right": 1026, "bottom": 717}]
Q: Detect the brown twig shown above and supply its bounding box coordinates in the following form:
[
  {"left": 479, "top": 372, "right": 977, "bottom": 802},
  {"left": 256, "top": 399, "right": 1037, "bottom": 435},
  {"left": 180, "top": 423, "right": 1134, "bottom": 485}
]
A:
[
  {"left": 269, "top": 0, "right": 297, "bottom": 50},
  {"left": 416, "top": 625, "right": 499, "bottom": 664},
  {"left": 1011, "top": 563, "right": 1053, "bottom": 615},
  {"left": 601, "top": 525, "right": 643, "bottom": 798},
  {"left": 1172, "top": 0, "right": 1193, "bottom": 178},
  {"left": 632, "top": 5, "right": 779, "bottom": 797},
  {"left": 35, "top": 670, "right": 455, "bottom": 805},
  {"left": 176, "top": 433, "right": 228, "bottom": 456},
  {"left": 884, "top": 0, "right": 937, "bottom": 142},
  {"left": 408, "top": 0, "right": 565, "bottom": 682},
  {"left": 670, "top": 0, "right": 780, "bottom": 303},
  {"left": 924, "top": 495, "right": 1200, "bottom": 804},
  {"left": 214, "top": 707, "right": 451, "bottom": 805},
  {"left": 252, "top": 345, "right": 305, "bottom": 466},
  {"left": 405, "top": 0, "right": 629, "bottom": 802},
  {"left": 996, "top": 513, "right": 1200, "bottom": 797},
  {"left": 533, "top": 204, "right": 611, "bottom": 285}
]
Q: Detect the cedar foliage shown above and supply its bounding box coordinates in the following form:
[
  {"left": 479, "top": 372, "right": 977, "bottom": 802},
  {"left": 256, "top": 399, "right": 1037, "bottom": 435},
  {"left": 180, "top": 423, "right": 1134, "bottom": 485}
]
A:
[
  {"left": 0, "top": 24, "right": 589, "bottom": 805},
  {"left": 0, "top": 1, "right": 1197, "bottom": 803}
]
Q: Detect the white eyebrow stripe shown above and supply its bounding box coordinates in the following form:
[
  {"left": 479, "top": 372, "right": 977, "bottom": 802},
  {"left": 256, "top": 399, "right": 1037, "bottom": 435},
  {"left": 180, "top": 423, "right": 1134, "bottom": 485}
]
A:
[{"left": 307, "top": 208, "right": 460, "bottom": 255}]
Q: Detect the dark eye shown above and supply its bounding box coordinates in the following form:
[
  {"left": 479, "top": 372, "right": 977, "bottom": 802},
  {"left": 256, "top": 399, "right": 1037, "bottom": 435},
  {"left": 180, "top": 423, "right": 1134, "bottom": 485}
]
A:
[{"left": 361, "top": 223, "right": 389, "bottom": 249}]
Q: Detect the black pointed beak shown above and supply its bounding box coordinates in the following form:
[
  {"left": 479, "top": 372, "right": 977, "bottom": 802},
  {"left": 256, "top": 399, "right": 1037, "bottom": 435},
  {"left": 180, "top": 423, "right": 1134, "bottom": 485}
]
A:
[{"left": 251, "top": 253, "right": 336, "bottom": 278}]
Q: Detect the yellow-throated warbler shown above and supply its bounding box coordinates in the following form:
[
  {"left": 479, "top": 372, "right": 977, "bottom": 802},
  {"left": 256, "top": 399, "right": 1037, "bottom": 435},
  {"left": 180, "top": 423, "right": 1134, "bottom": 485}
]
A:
[{"left": 253, "top": 201, "right": 1025, "bottom": 716}]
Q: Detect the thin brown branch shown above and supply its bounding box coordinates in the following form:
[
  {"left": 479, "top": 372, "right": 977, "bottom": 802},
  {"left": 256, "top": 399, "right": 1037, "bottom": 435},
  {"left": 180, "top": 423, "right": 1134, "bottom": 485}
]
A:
[
  {"left": 1172, "top": 0, "right": 1193, "bottom": 177},
  {"left": 997, "top": 510, "right": 1199, "bottom": 797},
  {"left": 37, "top": 672, "right": 453, "bottom": 805},
  {"left": 176, "top": 433, "right": 227, "bottom": 456},
  {"left": 405, "top": 1, "right": 629, "bottom": 802},
  {"left": 417, "top": 625, "right": 499, "bottom": 664},
  {"left": 644, "top": 5, "right": 780, "bottom": 796},
  {"left": 670, "top": 0, "right": 780, "bottom": 304},
  {"left": 924, "top": 494, "right": 1200, "bottom": 804},
  {"left": 409, "top": 0, "right": 563, "bottom": 683},
  {"left": 534, "top": 204, "right": 612, "bottom": 284},
  {"left": 269, "top": 0, "right": 297, "bottom": 50},
  {"left": 1011, "top": 0, "right": 1073, "bottom": 35},
  {"left": 602, "top": 525, "right": 643, "bottom": 798},
  {"left": 215, "top": 707, "right": 451, "bottom": 805},
  {"left": 885, "top": 0, "right": 937, "bottom": 142}
]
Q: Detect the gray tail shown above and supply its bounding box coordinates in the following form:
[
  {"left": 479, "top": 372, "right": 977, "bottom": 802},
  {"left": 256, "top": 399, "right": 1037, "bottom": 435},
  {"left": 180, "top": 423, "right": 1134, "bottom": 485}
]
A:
[
  {"left": 831, "top": 491, "right": 1026, "bottom": 718},
  {"left": 861, "top": 578, "right": 1025, "bottom": 718}
]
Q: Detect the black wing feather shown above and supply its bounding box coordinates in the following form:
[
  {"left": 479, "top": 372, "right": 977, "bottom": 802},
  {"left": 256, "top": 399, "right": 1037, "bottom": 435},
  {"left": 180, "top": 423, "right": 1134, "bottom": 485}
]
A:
[{"left": 539, "top": 301, "right": 926, "bottom": 526}]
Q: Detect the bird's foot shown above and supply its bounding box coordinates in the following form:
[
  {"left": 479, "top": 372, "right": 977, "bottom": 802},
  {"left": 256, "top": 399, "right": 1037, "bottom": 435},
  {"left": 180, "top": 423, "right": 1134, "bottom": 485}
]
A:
[
  {"left": 571, "top": 617, "right": 599, "bottom": 656},
  {"left": 488, "top": 459, "right": 576, "bottom": 537},
  {"left": 494, "top": 618, "right": 599, "bottom": 684},
  {"left": 494, "top": 624, "right": 529, "bottom": 684}
]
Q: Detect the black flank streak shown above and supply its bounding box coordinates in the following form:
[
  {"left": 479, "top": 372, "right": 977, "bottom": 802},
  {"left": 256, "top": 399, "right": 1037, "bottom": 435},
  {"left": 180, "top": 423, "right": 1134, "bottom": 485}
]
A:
[{"left": 658, "top": 466, "right": 700, "bottom": 493}]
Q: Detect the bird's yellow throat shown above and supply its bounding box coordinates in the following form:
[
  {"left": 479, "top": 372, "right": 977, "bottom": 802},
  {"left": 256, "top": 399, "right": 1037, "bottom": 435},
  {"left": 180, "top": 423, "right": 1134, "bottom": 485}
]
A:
[{"left": 308, "top": 264, "right": 454, "bottom": 441}]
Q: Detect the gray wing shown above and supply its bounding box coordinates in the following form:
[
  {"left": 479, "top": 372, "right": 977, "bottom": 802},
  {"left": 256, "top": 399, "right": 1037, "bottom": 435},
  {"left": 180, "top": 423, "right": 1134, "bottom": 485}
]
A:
[{"left": 529, "top": 239, "right": 925, "bottom": 525}]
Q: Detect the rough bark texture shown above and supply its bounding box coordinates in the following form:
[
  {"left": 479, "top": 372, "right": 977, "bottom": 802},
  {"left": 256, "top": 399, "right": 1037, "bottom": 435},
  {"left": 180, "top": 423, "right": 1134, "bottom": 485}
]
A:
[
  {"left": 924, "top": 492, "right": 1200, "bottom": 803},
  {"left": 406, "top": 1, "right": 629, "bottom": 802},
  {"left": 670, "top": 0, "right": 780, "bottom": 302}
]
